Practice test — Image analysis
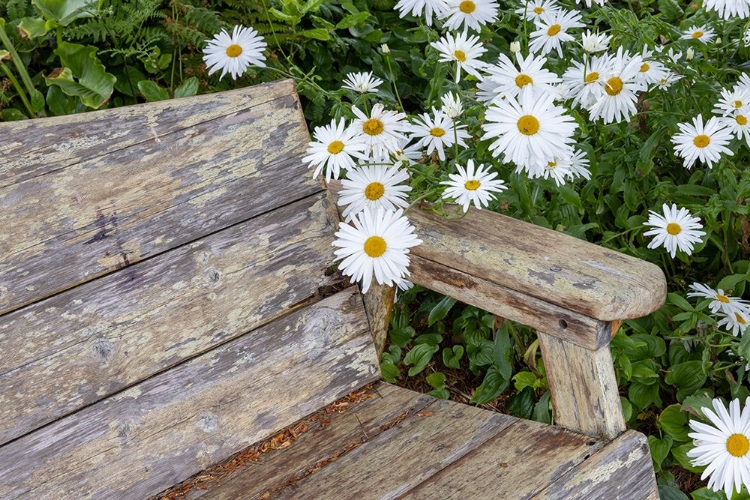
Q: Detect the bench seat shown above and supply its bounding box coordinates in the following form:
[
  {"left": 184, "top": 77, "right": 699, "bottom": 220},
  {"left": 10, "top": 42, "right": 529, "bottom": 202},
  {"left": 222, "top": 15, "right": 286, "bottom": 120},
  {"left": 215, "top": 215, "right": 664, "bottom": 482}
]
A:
[{"left": 161, "top": 382, "right": 657, "bottom": 500}]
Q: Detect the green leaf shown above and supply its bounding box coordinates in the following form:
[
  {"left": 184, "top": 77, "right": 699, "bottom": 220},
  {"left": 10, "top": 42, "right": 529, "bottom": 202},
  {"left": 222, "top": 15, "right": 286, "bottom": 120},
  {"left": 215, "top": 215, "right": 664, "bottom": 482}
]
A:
[
  {"left": 470, "top": 340, "right": 494, "bottom": 367},
  {"left": 717, "top": 274, "right": 746, "bottom": 293},
  {"left": 657, "top": 0, "right": 684, "bottom": 18},
  {"left": 428, "top": 387, "right": 450, "bottom": 399},
  {"left": 648, "top": 435, "right": 673, "bottom": 472},
  {"left": 675, "top": 184, "right": 715, "bottom": 197},
  {"left": 691, "top": 488, "right": 730, "bottom": 500},
  {"left": 269, "top": 7, "right": 299, "bottom": 24},
  {"left": 45, "top": 42, "right": 115, "bottom": 109},
  {"left": 625, "top": 333, "right": 666, "bottom": 359},
  {"left": 658, "top": 484, "right": 689, "bottom": 500},
  {"left": 137, "top": 80, "right": 170, "bottom": 102},
  {"left": 681, "top": 393, "right": 714, "bottom": 418},
  {"left": 621, "top": 396, "right": 633, "bottom": 422},
  {"left": 739, "top": 334, "right": 750, "bottom": 362},
  {"left": 658, "top": 404, "right": 690, "bottom": 442},
  {"left": 668, "top": 292, "right": 693, "bottom": 311},
  {"left": 507, "top": 387, "right": 535, "bottom": 419},
  {"left": 426, "top": 371, "right": 446, "bottom": 390},
  {"left": 428, "top": 296, "right": 456, "bottom": 326},
  {"left": 414, "top": 333, "right": 443, "bottom": 346},
  {"left": 30, "top": 89, "right": 45, "bottom": 114},
  {"left": 403, "top": 343, "right": 439, "bottom": 377},
  {"left": 629, "top": 381, "right": 662, "bottom": 410},
  {"left": 493, "top": 327, "right": 513, "bottom": 380},
  {"left": 442, "top": 345, "right": 464, "bottom": 369},
  {"left": 300, "top": 0, "right": 324, "bottom": 15},
  {"left": 672, "top": 442, "right": 705, "bottom": 473},
  {"left": 513, "top": 371, "right": 539, "bottom": 392},
  {"left": 532, "top": 391, "right": 551, "bottom": 424},
  {"left": 46, "top": 85, "right": 74, "bottom": 116},
  {"left": 17, "top": 17, "right": 49, "bottom": 38},
  {"left": 1, "top": 108, "right": 28, "bottom": 120},
  {"left": 32, "top": 0, "right": 100, "bottom": 25},
  {"left": 380, "top": 361, "right": 400, "bottom": 383},
  {"left": 335, "top": 11, "right": 370, "bottom": 29},
  {"left": 471, "top": 365, "right": 509, "bottom": 405},
  {"left": 665, "top": 361, "right": 707, "bottom": 399},
  {"left": 300, "top": 28, "right": 331, "bottom": 41}
]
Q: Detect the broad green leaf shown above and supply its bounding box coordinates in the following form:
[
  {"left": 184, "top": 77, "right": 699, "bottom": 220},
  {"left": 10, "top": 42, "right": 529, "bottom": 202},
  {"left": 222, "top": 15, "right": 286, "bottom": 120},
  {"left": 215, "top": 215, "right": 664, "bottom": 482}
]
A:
[
  {"left": 30, "top": 89, "right": 45, "bottom": 114},
  {"left": 658, "top": 404, "right": 690, "bottom": 442},
  {"left": 621, "top": 396, "right": 633, "bottom": 422},
  {"left": 717, "top": 274, "right": 746, "bottom": 293},
  {"left": 1, "top": 108, "right": 28, "bottom": 120},
  {"left": 513, "top": 371, "right": 539, "bottom": 392},
  {"left": 507, "top": 387, "right": 535, "bottom": 419},
  {"left": 672, "top": 442, "right": 704, "bottom": 473},
  {"left": 668, "top": 292, "right": 693, "bottom": 311},
  {"left": 691, "top": 488, "right": 732, "bottom": 500},
  {"left": 300, "top": 28, "right": 331, "bottom": 41},
  {"left": 426, "top": 371, "right": 446, "bottom": 389},
  {"left": 300, "top": 0, "right": 324, "bottom": 15},
  {"left": 471, "top": 365, "right": 509, "bottom": 405},
  {"left": 336, "top": 11, "right": 370, "bottom": 29},
  {"left": 428, "top": 388, "right": 450, "bottom": 399},
  {"left": 658, "top": 484, "right": 689, "bottom": 500},
  {"left": 45, "top": 42, "right": 115, "bottom": 109},
  {"left": 428, "top": 296, "right": 456, "bottom": 326},
  {"left": 657, "top": 0, "right": 684, "bottom": 18},
  {"left": 403, "top": 343, "right": 438, "bottom": 377},
  {"left": 532, "top": 391, "right": 551, "bottom": 424},
  {"left": 470, "top": 340, "right": 494, "bottom": 367},
  {"left": 414, "top": 333, "right": 443, "bottom": 346},
  {"left": 17, "top": 17, "right": 49, "bottom": 38},
  {"left": 380, "top": 361, "right": 399, "bottom": 383},
  {"left": 681, "top": 393, "right": 714, "bottom": 418},
  {"left": 46, "top": 85, "right": 75, "bottom": 116},
  {"left": 137, "top": 80, "right": 169, "bottom": 102},
  {"left": 665, "top": 360, "right": 706, "bottom": 399},
  {"left": 648, "top": 435, "right": 673, "bottom": 472},
  {"left": 269, "top": 7, "right": 299, "bottom": 24},
  {"left": 629, "top": 381, "right": 662, "bottom": 410},
  {"left": 739, "top": 333, "right": 750, "bottom": 363},
  {"left": 625, "top": 333, "right": 666, "bottom": 359},
  {"left": 32, "top": 0, "right": 100, "bottom": 25},
  {"left": 389, "top": 325, "right": 415, "bottom": 347},
  {"left": 442, "top": 345, "right": 463, "bottom": 369},
  {"left": 493, "top": 327, "right": 513, "bottom": 380}
]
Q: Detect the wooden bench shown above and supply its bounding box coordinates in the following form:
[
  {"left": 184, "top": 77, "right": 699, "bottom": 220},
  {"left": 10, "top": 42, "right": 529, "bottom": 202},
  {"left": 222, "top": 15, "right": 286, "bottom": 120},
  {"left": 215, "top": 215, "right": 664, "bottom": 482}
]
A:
[{"left": 0, "top": 79, "right": 667, "bottom": 499}]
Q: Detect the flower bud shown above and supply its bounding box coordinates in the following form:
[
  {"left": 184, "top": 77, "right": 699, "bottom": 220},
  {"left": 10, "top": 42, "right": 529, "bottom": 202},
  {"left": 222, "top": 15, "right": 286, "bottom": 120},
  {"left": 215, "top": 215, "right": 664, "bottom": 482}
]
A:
[
  {"left": 381, "top": 44, "right": 391, "bottom": 55},
  {"left": 510, "top": 41, "right": 521, "bottom": 54},
  {"left": 686, "top": 47, "right": 695, "bottom": 60}
]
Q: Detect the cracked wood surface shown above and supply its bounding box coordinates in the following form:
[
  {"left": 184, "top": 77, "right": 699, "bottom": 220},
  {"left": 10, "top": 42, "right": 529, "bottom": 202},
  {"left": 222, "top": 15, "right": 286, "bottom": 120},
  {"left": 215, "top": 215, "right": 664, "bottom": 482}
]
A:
[
  {"left": 0, "top": 192, "right": 341, "bottom": 446},
  {"left": 0, "top": 287, "right": 379, "bottom": 500},
  {"left": 0, "top": 79, "right": 315, "bottom": 316}
]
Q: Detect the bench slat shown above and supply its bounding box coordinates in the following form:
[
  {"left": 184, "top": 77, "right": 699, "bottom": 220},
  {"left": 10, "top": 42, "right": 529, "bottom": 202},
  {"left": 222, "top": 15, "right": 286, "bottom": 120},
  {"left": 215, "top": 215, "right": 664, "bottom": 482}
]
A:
[
  {"left": 0, "top": 192, "right": 339, "bottom": 446},
  {"left": 0, "top": 80, "right": 315, "bottom": 316},
  {"left": 0, "top": 287, "right": 379, "bottom": 500}
]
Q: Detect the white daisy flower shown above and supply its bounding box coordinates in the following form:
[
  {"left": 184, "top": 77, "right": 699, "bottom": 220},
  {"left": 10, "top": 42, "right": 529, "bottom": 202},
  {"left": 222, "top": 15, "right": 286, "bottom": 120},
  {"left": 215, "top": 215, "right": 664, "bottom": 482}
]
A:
[
  {"left": 484, "top": 52, "right": 562, "bottom": 100},
  {"left": 476, "top": 75, "right": 501, "bottom": 104},
  {"left": 580, "top": 30, "right": 611, "bottom": 53},
  {"left": 717, "top": 310, "right": 750, "bottom": 337},
  {"left": 533, "top": 149, "right": 591, "bottom": 185},
  {"left": 342, "top": 71, "right": 384, "bottom": 94},
  {"left": 431, "top": 31, "right": 487, "bottom": 83},
  {"left": 703, "top": 0, "right": 749, "bottom": 20},
  {"left": 515, "top": 0, "right": 561, "bottom": 23},
  {"left": 338, "top": 165, "right": 412, "bottom": 220},
  {"left": 441, "top": 159, "right": 507, "bottom": 212},
  {"left": 440, "top": 0, "right": 499, "bottom": 32},
  {"left": 687, "top": 283, "right": 750, "bottom": 316},
  {"left": 561, "top": 53, "right": 612, "bottom": 109},
  {"left": 303, "top": 118, "right": 366, "bottom": 180},
  {"left": 203, "top": 25, "right": 266, "bottom": 80},
  {"left": 713, "top": 87, "right": 750, "bottom": 116},
  {"left": 351, "top": 104, "right": 410, "bottom": 161},
  {"left": 656, "top": 71, "right": 683, "bottom": 90},
  {"left": 643, "top": 203, "right": 705, "bottom": 258},
  {"left": 333, "top": 207, "right": 422, "bottom": 293},
  {"left": 575, "top": 0, "right": 606, "bottom": 8},
  {"left": 720, "top": 110, "right": 750, "bottom": 145},
  {"left": 688, "top": 398, "right": 750, "bottom": 498},
  {"left": 671, "top": 115, "right": 734, "bottom": 169},
  {"left": 394, "top": 0, "right": 449, "bottom": 25},
  {"left": 635, "top": 45, "right": 668, "bottom": 87},
  {"left": 681, "top": 25, "right": 717, "bottom": 43},
  {"left": 528, "top": 9, "right": 585, "bottom": 58},
  {"left": 586, "top": 47, "right": 646, "bottom": 124},
  {"left": 482, "top": 87, "right": 578, "bottom": 169},
  {"left": 441, "top": 92, "right": 464, "bottom": 118},
  {"left": 391, "top": 138, "right": 425, "bottom": 169},
  {"left": 410, "top": 109, "right": 470, "bottom": 161},
  {"left": 738, "top": 73, "right": 750, "bottom": 92}
]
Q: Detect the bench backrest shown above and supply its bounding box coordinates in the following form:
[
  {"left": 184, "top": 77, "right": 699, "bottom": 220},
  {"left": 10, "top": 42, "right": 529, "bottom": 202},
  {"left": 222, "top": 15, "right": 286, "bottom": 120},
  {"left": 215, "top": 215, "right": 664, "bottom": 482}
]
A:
[{"left": 0, "top": 80, "right": 379, "bottom": 498}]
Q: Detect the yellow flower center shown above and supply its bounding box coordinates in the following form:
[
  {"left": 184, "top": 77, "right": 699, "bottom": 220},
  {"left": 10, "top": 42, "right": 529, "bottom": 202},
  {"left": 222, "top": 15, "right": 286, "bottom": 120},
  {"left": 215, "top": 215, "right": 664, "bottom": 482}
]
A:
[
  {"left": 585, "top": 71, "right": 599, "bottom": 83},
  {"left": 666, "top": 223, "right": 682, "bottom": 235},
  {"left": 693, "top": 134, "right": 710, "bottom": 148},
  {"left": 454, "top": 50, "right": 467, "bottom": 62},
  {"left": 533, "top": 6, "right": 544, "bottom": 13},
  {"left": 547, "top": 161, "right": 557, "bottom": 168},
  {"left": 737, "top": 313, "right": 748, "bottom": 325},
  {"left": 364, "top": 182, "right": 385, "bottom": 201},
  {"left": 363, "top": 118, "right": 385, "bottom": 136},
  {"left": 727, "top": 434, "right": 750, "bottom": 457},
  {"left": 605, "top": 77, "right": 623, "bottom": 96},
  {"left": 225, "top": 44, "right": 243, "bottom": 58},
  {"left": 737, "top": 115, "right": 748, "bottom": 126},
  {"left": 364, "top": 236, "right": 387, "bottom": 257},
  {"left": 515, "top": 74, "right": 533, "bottom": 87},
  {"left": 517, "top": 115, "right": 540, "bottom": 135},
  {"left": 464, "top": 179, "right": 481, "bottom": 190},
  {"left": 547, "top": 24, "right": 562, "bottom": 36},
  {"left": 460, "top": 0, "right": 476, "bottom": 13},
  {"left": 716, "top": 294, "right": 731, "bottom": 303},
  {"left": 327, "top": 140, "right": 344, "bottom": 154},
  {"left": 640, "top": 63, "right": 650, "bottom": 72},
  {"left": 430, "top": 127, "right": 446, "bottom": 137},
  {"left": 691, "top": 31, "right": 703, "bottom": 39},
  {"left": 735, "top": 100, "right": 743, "bottom": 108}
]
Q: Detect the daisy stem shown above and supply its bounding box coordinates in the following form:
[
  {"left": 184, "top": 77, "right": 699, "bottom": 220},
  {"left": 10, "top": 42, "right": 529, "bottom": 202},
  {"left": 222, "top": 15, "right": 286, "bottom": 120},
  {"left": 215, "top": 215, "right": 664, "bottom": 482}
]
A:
[
  {"left": 523, "top": 0, "right": 529, "bottom": 53},
  {"left": 453, "top": 121, "right": 459, "bottom": 162},
  {"left": 405, "top": 188, "right": 441, "bottom": 214},
  {"left": 259, "top": 0, "right": 293, "bottom": 65},
  {"left": 583, "top": 52, "right": 590, "bottom": 82},
  {"left": 385, "top": 54, "right": 405, "bottom": 112}
]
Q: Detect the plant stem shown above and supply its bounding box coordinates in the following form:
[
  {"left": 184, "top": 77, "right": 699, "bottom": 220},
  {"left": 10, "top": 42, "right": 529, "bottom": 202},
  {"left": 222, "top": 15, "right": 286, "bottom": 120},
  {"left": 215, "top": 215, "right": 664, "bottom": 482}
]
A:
[
  {"left": 507, "top": 321, "right": 526, "bottom": 355},
  {"left": 385, "top": 54, "right": 404, "bottom": 112},
  {"left": 0, "top": 23, "right": 36, "bottom": 99},
  {"left": 0, "top": 61, "right": 34, "bottom": 116}
]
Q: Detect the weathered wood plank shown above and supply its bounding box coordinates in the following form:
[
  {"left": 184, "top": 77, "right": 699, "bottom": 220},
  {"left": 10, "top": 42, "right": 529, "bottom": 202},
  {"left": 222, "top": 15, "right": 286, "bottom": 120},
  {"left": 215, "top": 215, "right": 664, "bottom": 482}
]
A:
[
  {"left": 532, "top": 430, "right": 658, "bottom": 500},
  {"left": 0, "top": 80, "right": 298, "bottom": 187},
  {"left": 272, "top": 395, "right": 515, "bottom": 499},
  {"left": 409, "top": 254, "right": 611, "bottom": 350},
  {"left": 400, "top": 419, "right": 604, "bottom": 499},
  {"left": 362, "top": 282, "right": 396, "bottom": 357},
  {"left": 0, "top": 287, "right": 379, "bottom": 500},
  {"left": 0, "top": 192, "right": 340, "bottom": 446},
  {"left": 0, "top": 80, "right": 316, "bottom": 316},
  {"left": 537, "top": 331, "right": 626, "bottom": 439},
  {"left": 186, "top": 383, "right": 435, "bottom": 500}
]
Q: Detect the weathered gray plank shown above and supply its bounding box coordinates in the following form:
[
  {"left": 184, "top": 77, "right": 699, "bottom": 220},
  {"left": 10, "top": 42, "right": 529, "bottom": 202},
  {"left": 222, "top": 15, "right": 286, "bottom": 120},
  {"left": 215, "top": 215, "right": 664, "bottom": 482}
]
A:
[
  {"left": 0, "top": 80, "right": 316, "bottom": 316},
  {"left": 533, "top": 430, "right": 658, "bottom": 500},
  {"left": 401, "top": 418, "right": 604, "bottom": 499},
  {"left": 185, "top": 383, "right": 435, "bottom": 500},
  {"left": 0, "top": 287, "right": 379, "bottom": 500},
  {"left": 362, "top": 282, "right": 396, "bottom": 357},
  {"left": 0, "top": 80, "right": 298, "bottom": 187},
  {"left": 537, "top": 331, "right": 626, "bottom": 439},
  {"left": 0, "top": 192, "right": 340, "bottom": 446},
  {"left": 273, "top": 395, "right": 515, "bottom": 499}
]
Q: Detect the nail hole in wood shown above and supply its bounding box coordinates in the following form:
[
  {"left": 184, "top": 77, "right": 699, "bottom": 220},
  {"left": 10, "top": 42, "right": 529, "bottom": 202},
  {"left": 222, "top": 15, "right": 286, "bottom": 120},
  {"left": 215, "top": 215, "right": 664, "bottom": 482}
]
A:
[{"left": 559, "top": 319, "right": 568, "bottom": 329}]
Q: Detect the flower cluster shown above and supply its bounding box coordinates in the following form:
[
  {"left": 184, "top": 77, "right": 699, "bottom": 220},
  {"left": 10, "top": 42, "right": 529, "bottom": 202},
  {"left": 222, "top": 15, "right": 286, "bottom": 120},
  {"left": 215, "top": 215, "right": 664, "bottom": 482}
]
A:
[{"left": 688, "top": 283, "right": 750, "bottom": 337}]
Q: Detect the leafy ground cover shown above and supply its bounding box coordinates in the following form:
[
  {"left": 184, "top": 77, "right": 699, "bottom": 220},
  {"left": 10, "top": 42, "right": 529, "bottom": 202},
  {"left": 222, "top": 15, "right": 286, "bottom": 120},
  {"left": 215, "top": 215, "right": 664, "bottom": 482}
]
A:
[{"left": 2, "top": 0, "right": 750, "bottom": 497}]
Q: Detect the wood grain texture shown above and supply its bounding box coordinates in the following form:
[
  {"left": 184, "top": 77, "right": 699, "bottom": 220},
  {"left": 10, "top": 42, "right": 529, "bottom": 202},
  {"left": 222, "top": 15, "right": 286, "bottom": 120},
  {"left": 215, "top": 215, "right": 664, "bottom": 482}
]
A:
[
  {"left": 0, "top": 80, "right": 317, "bottom": 316},
  {"left": 362, "top": 282, "right": 396, "bottom": 358},
  {"left": 537, "top": 331, "right": 626, "bottom": 439},
  {"left": 0, "top": 287, "right": 380, "bottom": 500},
  {"left": 409, "top": 255, "right": 611, "bottom": 350},
  {"left": 400, "top": 419, "right": 604, "bottom": 499},
  {"left": 533, "top": 430, "right": 658, "bottom": 500},
  {"left": 0, "top": 193, "right": 340, "bottom": 446}
]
